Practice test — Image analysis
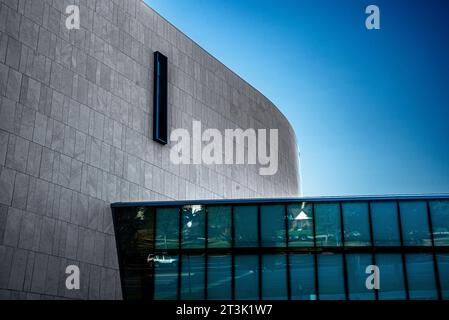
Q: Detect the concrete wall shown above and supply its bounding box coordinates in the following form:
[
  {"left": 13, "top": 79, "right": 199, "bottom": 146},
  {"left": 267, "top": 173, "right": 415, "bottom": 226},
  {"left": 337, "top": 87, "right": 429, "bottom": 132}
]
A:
[{"left": 0, "top": 0, "right": 299, "bottom": 299}]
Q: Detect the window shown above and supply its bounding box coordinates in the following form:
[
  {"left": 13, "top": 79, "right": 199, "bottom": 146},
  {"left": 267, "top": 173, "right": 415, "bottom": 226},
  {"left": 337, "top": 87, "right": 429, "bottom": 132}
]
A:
[
  {"left": 346, "top": 253, "right": 375, "bottom": 300},
  {"left": 154, "top": 254, "right": 178, "bottom": 300},
  {"left": 290, "top": 253, "right": 316, "bottom": 300},
  {"left": 406, "top": 253, "right": 438, "bottom": 300},
  {"left": 436, "top": 254, "right": 449, "bottom": 300},
  {"left": 315, "top": 203, "right": 342, "bottom": 247},
  {"left": 376, "top": 254, "right": 406, "bottom": 300},
  {"left": 207, "top": 255, "right": 232, "bottom": 300},
  {"left": 234, "top": 206, "right": 258, "bottom": 247},
  {"left": 155, "top": 207, "right": 179, "bottom": 249},
  {"left": 370, "top": 201, "right": 401, "bottom": 246},
  {"left": 342, "top": 202, "right": 371, "bottom": 246},
  {"left": 317, "top": 253, "right": 345, "bottom": 300},
  {"left": 181, "top": 205, "right": 205, "bottom": 249},
  {"left": 261, "top": 205, "right": 286, "bottom": 247},
  {"left": 262, "top": 254, "right": 287, "bottom": 300},
  {"left": 287, "top": 203, "right": 314, "bottom": 247},
  {"left": 429, "top": 200, "right": 449, "bottom": 246},
  {"left": 400, "top": 201, "right": 431, "bottom": 246},
  {"left": 153, "top": 51, "right": 168, "bottom": 144},
  {"left": 180, "top": 255, "right": 205, "bottom": 300},
  {"left": 235, "top": 255, "right": 259, "bottom": 299},
  {"left": 207, "top": 206, "right": 231, "bottom": 248}
]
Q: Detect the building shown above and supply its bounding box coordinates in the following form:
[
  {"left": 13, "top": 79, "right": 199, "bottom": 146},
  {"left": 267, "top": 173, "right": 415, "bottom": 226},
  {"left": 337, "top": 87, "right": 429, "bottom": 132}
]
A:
[
  {"left": 112, "top": 195, "right": 449, "bottom": 300},
  {"left": 0, "top": 0, "right": 299, "bottom": 299}
]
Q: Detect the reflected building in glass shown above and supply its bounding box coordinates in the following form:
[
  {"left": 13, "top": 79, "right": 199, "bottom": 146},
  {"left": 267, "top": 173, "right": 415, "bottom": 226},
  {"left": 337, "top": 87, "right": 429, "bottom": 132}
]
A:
[{"left": 112, "top": 195, "right": 449, "bottom": 300}]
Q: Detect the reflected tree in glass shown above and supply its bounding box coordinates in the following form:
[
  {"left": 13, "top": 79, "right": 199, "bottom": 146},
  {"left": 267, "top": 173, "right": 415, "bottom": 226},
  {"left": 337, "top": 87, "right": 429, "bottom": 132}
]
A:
[
  {"left": 261, "top": 205, "right": 286, "bottom": 247},
  {"left": 155, "top": 207, "right": 179, "bottom": 249},
  {"left": 315, "top": 203, "right": 342, "bottom": 246},
  {"left": 181, "top": 205, "right": 205, "bottom": 248},
  {"left": 400, "top": 201, "right": 431, "bottom": 246},
  {"left": 207, "top": 206, "right": 231, "bottom": 248},
  {"left": 370, "top": 201, "right": 401, "bottom": 246},
  {"left": 342, "top": 202, "right": 371, "bottom": 246},
  {"left": 234, "top": 206, "right": 258, "bottom": 247},
  {"left": 287, "top": 203, "right": 314, "bottom": 247},
  {"left": 429, "top": 200, "right": 449, "bottom": 246}
]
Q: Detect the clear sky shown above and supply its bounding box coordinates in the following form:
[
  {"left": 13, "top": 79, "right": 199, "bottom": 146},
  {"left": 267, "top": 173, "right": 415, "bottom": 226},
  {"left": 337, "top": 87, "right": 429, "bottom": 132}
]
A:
[{"left": 146, "top": 0, "right": 449, "bottom": 197}]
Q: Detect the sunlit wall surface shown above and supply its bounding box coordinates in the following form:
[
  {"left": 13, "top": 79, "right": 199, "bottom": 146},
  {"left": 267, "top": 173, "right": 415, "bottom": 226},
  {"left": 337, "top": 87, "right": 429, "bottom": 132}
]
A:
[{"left": 112, "top": 196, "right": 449, "bottom": 300}]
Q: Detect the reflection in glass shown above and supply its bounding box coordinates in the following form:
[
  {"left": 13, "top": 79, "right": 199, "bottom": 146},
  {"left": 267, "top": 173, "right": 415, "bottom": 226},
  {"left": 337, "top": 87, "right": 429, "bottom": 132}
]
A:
[
  {"left": 207, "top": 206, "right": 231, "bottom": 248},
  {"left": 436, "top": 254, "right": 449, "bottom": 300},
  {"left": 400, "top": 201, "right": 431, "bottom": 246},
  {"left": 370, "top": 201, "right": 400, "bottom": 246},
  {"left": 155, "top": 207, "right": 179, "bottom": 249},
  {"left": 287, "top": 203, "right": 314, "bottom": 247},
  {"left": 234, "top": 206, "right": 258, "bottom": 247},
  {"left": 430, "top": 200, "right": 449, "bottom": 246},
  {"left": 406, "top": 253, "right": 438, "bottom": 300},
  {"left": 181, "top": 205, "right": 205, "bottom": 248},
  {"left": 342, "top": 202, "right": 371, "bottom": 246},
  {"left": 207, "top": 255, "right": 232, "bottom": 300},
  {"left": 315, "top": 203, "right": 342, "bottom": 246},
  {"left": 154, "top": 254, "right": 178, "bottom": 300},
  {"left": 262, "top": 254, "right": 287, "bottom": 300},
  {"left": 376, "top": 254, "right": 406, "bottom": 300},
  {"left": 261, "top": 205, "right": 286, "bottom": 247},
  {"left": 317, "top": 253, "right": 345, "bottom": 300},
  {"left": 346, "top": 254, "right": 375, "bottom": 300},
  {"left": 181, "top": 255, "right": 205, "bottom": 300},
  {"left": 235, "top": 255, "right": 259, "bottom": 299},
  {"left": 290, "top": 254, "right": 316, "bottom": 300}
]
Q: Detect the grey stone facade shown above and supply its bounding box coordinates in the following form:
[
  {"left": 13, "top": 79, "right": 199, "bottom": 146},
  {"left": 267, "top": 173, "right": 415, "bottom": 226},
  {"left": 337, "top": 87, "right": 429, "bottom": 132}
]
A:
[{"left": 0, "top": 0, "right": 299, "bottom": 299}]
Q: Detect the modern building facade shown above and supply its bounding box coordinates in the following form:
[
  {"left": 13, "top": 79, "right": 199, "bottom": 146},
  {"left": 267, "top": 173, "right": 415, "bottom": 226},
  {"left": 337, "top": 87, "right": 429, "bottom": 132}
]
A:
[
  {"left": 112, "top": 196, "right": 449, "bottom": 300},
  {"left": 0, "top": 0, "right": 299, "bottom": 299}
]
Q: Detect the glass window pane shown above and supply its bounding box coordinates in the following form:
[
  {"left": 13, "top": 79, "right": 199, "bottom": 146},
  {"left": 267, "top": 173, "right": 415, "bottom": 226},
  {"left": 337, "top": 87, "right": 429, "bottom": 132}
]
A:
[
  {"left": 436, "top": 254, "right": 449, "bottom": 300},
  {"left": 400, "top": 201, "right": 431, "bottom": 246},
  {"left": 207, "top": 255, "right": 232, "bottom": 300},
  {"left": 235, "top": 255, "right": 259, "bottom": 299},
  {"left": 207, "top": 206, "right": 231, "bottom": 248},
  {"left": 430, "top": 200, "right": 449, "bottom": 246},
  {"left": 406, "top": 253, "right": 438, "bottom": 300},
  {"left": 317, "top": 253, "right": 345, "bottom": 300},
  {"left": 181, "top": 205, "right": 205, "bottom": 248},
  {"left": 376, "top": 253, "right": 406, "bottom": 300},
  {"left": 371, "top": 201, "right": 401, "bottom": 246},
  {"left": 315, "top": 203, "right": 342, "bottom": 247},
  {"left": 155, "top": 207, "right": 179, "bottom": 249},
  {"left": 234, "top": 206, "right": 258, "bottom": 247},
  {"left": 261, "top": 205, "right": 286, "bottom": 247},
  {"left": 346, "top": 253, "right": 375, "bottom": 300},
  {"left": 180, "top": 255, "right": 205, "bottom": 300},
  {"left": 262, "top": 254, "right": 287, "bottom": 300},
  {"left": 343, "top": 202, "right": 371, "bottom": 246},
  {"left": 288, "top": 203, "right": 314, "bottom": 247},
  {"left": 290, "top": 253, "right": 316, "bottom": 300},
  {"left": 154, "top": 254, "right": 178, "bottom": 300}
]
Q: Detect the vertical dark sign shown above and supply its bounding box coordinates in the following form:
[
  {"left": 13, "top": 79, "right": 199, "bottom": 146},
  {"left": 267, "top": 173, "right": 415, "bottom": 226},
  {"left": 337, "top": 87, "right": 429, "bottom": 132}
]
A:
[{"left": 153, "top": 51, "right": 168, "bottom": 144}]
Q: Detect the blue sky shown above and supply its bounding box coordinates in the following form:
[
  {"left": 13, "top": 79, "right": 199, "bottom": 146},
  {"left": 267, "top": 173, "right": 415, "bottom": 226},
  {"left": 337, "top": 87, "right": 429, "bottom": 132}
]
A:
[{"left": 146, "top": 0, "right": 449, "bottom": 197}]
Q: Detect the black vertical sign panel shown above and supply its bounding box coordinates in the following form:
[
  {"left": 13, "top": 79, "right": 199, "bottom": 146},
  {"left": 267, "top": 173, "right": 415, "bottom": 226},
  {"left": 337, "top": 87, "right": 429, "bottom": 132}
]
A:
[{"left": 153, "top": 51, "right": 168, "bottom": 144}]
